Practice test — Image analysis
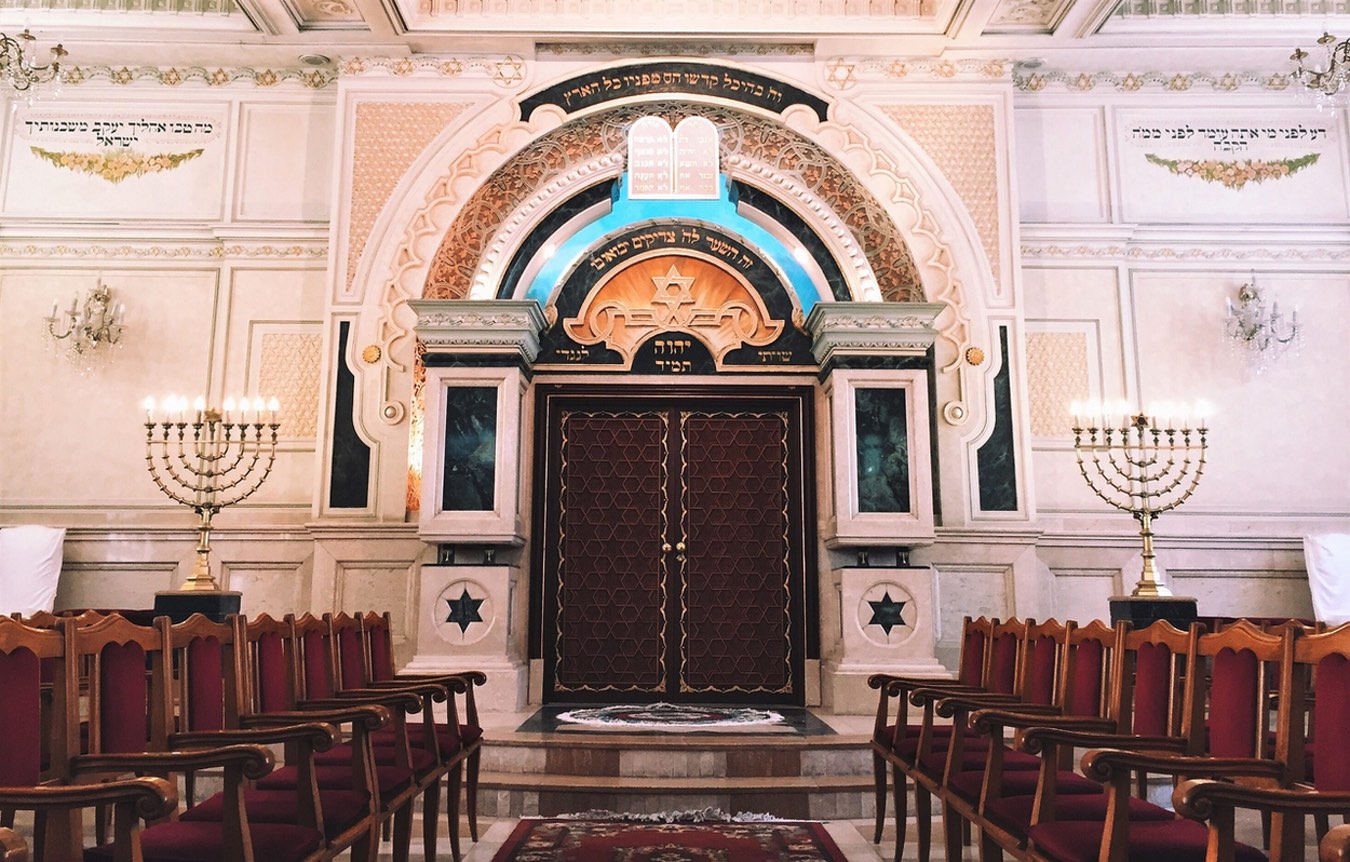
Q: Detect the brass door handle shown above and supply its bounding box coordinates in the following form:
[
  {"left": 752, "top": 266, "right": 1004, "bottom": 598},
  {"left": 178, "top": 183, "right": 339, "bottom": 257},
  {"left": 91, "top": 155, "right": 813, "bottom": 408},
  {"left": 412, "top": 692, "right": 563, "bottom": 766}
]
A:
[
  {"left": 676, "top": 541, "right": 686, "bottom": 552},
  {"left": 662, "top": 542, "right": 672, "bottom": 553}
]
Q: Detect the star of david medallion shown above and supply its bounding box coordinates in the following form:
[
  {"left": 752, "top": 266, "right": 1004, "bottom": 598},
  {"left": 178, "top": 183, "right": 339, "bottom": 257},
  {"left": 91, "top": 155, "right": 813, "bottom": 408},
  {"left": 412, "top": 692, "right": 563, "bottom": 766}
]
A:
[
  {"left": 433, "top": 579, "right": 493, "bottom": 646},
  {"left": 859, "top": 582, "right": 918, "bottom": 646}
]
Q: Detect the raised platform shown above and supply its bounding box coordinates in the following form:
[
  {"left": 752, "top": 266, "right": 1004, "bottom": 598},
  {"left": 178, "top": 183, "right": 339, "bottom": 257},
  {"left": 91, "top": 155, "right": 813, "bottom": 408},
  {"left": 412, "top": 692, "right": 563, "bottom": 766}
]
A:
[{"left": 477, "top": 709, "right": 876, "bottom": 820}]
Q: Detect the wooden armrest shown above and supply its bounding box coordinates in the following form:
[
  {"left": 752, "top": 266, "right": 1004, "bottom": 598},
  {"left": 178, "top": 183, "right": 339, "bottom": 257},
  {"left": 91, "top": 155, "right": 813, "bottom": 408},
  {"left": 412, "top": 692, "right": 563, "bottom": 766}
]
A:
[
  {"left": 936, "top": 695, "right": 1055, "bottom": 719},
  {"left": 0, "top": 826, "right": 26, "bottom": 862},
  {"left": 170, "top": 722, "right": 338, "bottom": 752},
  {"left": 395, "top": 670, "right": 484, "bottom": 687},
  {"left": 0, "top": 776, "right": 176, "bottom": 820},
  {"left": 366, "top": 677, "right": 469, "bottom": 694},
  {"left": 868, "top": 673, "right": 962, "bottom": 691},
  {"left": 338, "top": 683, "right": 447, "bottom": 703},
  {"left": 1175, "top": 779, "right": 1350, "bottom": 819},
  {"left": 1019, "top": 727, "right": 1186, "bottom": 755},
  {"left": 1321, "top": 825, "right": 1350, "bottom": 862},
  {"left": 972, "top": 709, "right": 1110, "bottom": 736},
  {"left": 911, "top": 687, "right": 1018, "bottom": 707},
  {"left": 304, "top": 691, "right": 421, "bottom": 713},
  {"left": 1082, "top": 749, "right": 1283, "bottom": 783},
  {"left": 241, "top": 705, "right": 390, "bottom": 732},
  {"left": 72, "top": 745, "right": 273, "bottom": 780}
]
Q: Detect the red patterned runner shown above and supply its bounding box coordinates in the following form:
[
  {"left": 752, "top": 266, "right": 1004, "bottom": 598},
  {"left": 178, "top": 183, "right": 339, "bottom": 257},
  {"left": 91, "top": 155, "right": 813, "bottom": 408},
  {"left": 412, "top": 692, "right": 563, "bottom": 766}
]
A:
[{"left": 492, "top": 819, "right": 849, "bottom": 862}]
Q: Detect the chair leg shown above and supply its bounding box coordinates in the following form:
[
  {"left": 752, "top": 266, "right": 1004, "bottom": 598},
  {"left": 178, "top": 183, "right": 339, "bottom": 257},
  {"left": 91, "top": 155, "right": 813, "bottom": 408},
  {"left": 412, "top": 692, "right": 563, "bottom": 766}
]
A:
[
  {"left": 353, "top": 831, "right": 378, "bottom": 862},
  {"left": 1317, "top": 813, "right": 1332, "bottom": 844},
  {"left": 916, "top": 784, "right": 932, "bottom": 862},
  {"left": 422, "top": 776, "right": 442, "bottom": 862},
  {"left": 0, "top": 809, "right": 12, "bottom": 829},
  {"left": 467, "top": 747, "right": 481, "bottom": 842},
  {"left": 94, "top": 803, "right": 108, "bottom": 846},
  {"left": 448, "top": 762, "right": 464, "bottom": 862},
  {"left": 393, "top": 801, "right": 413, "bottom": 862},
  {"left": 980, "top": 827, "right": 1003, "bottom": 862},
  {"left": 874, "top": 752, "right": 888, "bottom": 844},
  {"left": 942, "top": 802, "right": 962, "bottom": 862},
  {"left": 890, "top": 764, "right": 907, "bottom": 862}
]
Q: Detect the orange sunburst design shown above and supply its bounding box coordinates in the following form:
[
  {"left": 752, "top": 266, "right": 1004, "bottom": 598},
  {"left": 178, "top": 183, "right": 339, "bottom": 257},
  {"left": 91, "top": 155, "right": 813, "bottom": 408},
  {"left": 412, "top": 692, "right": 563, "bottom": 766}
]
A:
[{"left": 561, "top": 253, "right": 783, "bottom": 367}]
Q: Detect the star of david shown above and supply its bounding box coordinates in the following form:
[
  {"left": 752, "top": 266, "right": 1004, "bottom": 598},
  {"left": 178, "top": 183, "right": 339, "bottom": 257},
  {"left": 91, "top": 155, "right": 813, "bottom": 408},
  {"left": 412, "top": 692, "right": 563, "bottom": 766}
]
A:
[
  {"left": 445, "top": 588, "right": 485, "bottom": 634},
  {"left": 825, "top": 59, "right": 857, "bottom": 90},
  {"left": 493, "top": 55, "right": 526, "bottom": 87},
  {"left": 649, "top": 264, "right": 697, "bottom": 326},
  {"left": 867, "top": 591, "right": 909, "bottom": 636}
]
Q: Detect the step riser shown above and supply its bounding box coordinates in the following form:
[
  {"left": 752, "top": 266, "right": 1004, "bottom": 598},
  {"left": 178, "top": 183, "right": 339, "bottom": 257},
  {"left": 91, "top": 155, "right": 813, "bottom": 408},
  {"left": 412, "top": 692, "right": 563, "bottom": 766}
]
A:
[
  {"left": 482, "top": 746, "right": 873, "bottom": 778},
  {"left": 477, "top": 789, "right": 878, "bottom": 821}
]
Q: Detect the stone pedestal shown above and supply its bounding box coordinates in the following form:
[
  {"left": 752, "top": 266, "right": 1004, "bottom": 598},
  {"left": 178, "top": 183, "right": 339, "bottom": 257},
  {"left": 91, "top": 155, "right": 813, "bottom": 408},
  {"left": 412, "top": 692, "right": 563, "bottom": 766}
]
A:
[
  {"left": 821, "top": 565, "right": 949, "bottom": 713},
  {"left": 405, "top": 564, "right": 528, "bottom": 712}
]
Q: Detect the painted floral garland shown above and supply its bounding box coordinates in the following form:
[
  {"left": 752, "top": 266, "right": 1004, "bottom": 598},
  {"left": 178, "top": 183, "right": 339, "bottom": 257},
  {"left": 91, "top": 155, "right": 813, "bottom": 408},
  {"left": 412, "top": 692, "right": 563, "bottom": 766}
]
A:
[
  {"left": 30, "top": 146, "right": 204, "bottom": 184},
  {"left": 1144, "top": 152, "right": 1320, "bottom": 190}
]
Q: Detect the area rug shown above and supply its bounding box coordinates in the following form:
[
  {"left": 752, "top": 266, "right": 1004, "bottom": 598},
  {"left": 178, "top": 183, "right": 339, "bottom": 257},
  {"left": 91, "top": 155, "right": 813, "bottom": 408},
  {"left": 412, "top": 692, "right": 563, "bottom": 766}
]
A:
[
  {"left": 491, "top": 818, "right": 848, "bottom": 862},
  {"left": 554, "top": 702, "right": 786, "bottom": 731}
]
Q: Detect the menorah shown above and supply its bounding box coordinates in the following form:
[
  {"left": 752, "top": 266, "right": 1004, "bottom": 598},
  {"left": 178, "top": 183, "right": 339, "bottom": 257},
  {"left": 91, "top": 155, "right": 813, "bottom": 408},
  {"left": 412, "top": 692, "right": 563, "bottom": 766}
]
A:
[
  {"left": 144, "top": 395, "right": 280, "bottom": 592},
  {"left": 1069, "top": 401, "right": 1209, "bottom": 598}
]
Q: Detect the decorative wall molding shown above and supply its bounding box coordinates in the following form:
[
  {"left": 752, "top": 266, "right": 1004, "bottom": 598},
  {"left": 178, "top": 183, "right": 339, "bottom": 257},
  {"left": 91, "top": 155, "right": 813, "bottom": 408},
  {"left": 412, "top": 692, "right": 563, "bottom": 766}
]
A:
[
  {"left": 0, "top": 240, "right": 328, "bottom": 260},
  {"left": 536, "top": 41, "right": 814, "bottom": 57},
  {"left": 1021, "top": 241, "right": 1350, "bottom": 262},
  {"left": 825, "top": 57, "right": 1012, "bottom": 88},
  {"left": 340, "top": 55, "right": 527, "bottom": 88},
  {"left": 1014, "top": 69, "right": 1293, "bottom": 93},
  {"left": 62, "top": 65, "right": 336, "bottom": 89}
]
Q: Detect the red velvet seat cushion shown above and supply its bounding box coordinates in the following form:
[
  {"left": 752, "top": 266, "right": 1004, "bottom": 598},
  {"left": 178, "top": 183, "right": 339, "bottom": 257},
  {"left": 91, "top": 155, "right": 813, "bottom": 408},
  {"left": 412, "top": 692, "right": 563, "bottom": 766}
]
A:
[
  {"left": 984, "top": 792, "right": 1174, "bottom": 834},
  {"left": 313, "top": 742, "right": 437, "bottom": 772},
  {"left": 257, "top": 762, "right": 416, "bottom": 803},
  {"left": 371, "top": 723, "right": 483, "bottom": 757},
  {"left": 180, "top": 787, "right": 371, "bottom": 837},
  {"left": 85, "top": 820, "right": 323, "bottom": 862},
  {"left": 879, "top": 723, "right": 958, "bottom": 745},
  {"left": 947, "top": 768, "right": 1101, "bottom": 802},
  {"left": 1026, "top": 819, "right": 1266, "bottom": 862},
  {"left": 896, "top": 733, "right": 989, "bottom": 760},
  {"left": 921, "top": 747, "right": 1039, "bottom": 774}
]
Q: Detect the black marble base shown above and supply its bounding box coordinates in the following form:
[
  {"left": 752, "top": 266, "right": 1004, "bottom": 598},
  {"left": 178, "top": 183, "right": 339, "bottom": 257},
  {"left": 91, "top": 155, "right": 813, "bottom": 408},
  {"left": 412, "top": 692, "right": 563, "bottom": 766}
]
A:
[
  {"left": 1109, "top": 595, "right": 1199, "bottom": 628},
  {"left": 153, "top": 590, "right": 242, "bottom": 624}
]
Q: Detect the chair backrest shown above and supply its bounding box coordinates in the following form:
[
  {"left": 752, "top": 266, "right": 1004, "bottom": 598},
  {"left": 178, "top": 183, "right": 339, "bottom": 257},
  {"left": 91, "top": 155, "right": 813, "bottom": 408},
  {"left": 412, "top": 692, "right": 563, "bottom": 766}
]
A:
[
  {"left": 236, "top": 613, "right": 299, "bottom": 715},
  {"left": 1182, "top": 618, "right": 1289, "bottom": 759},
  {"left": 1060, "top": 618, "right": 1117, "bottom": 718},
  {"left": 955, "top": 615, "right": 996, "bottom": 688},
  {"left": 162, "top": 614, "right": 243, "bottom": 733},
  {"left": 986, "top": 618, "right": 1027, "bottom": 696},
  {"left": 288, "top": 613, "right": 338, "bottom": 701},
  {"left": 360, "top": 611, "right": 397, "bottom": 684},
  {"left": 0, "top": 526, "right": 65, "bottom": 617},
  {"left": 64, "top": 613, "right": 170, "bottom": 758},
  {"left": 328, "top": 612, "right": 369, "bottom": 692},
  {"left": 1306, "top": 534, "right": 1350, "bottom": 626},
  {"left": 1019, "top": 618, "right": 1068, "bottom": 706},
  {"left": 1279, "top": 621, "right": 1350, "bottom": 789},
  {"left": 1112, "top": 619, "right": 1198, "bottom": 739},
  {"left": 0, "top": 617, "right": 68, "bottom": 788}
]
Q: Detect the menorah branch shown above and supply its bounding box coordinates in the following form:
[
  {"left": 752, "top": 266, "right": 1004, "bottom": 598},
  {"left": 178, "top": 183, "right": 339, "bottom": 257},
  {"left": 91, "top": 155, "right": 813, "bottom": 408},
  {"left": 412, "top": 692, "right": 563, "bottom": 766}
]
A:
[{"left": 143, "top": 397, "right": 280, "bottom": 592}]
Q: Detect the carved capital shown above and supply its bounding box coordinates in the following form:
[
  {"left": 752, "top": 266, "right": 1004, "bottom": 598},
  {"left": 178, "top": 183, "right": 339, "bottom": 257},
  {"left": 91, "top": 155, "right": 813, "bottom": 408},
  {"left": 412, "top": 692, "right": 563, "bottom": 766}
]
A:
[{"left": 411, "top": 299, "right": 547, "bottom": 362}]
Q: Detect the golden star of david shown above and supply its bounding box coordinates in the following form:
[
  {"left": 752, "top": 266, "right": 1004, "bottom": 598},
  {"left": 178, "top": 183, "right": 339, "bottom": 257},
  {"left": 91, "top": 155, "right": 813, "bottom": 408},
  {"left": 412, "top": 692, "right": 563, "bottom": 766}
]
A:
[
  {"left": 493, "top": 55, "right": 526, "bottom": 87},
  {"left": 825, "top": 58, "right": 857, "bottom": 90},
  {"left": 649, "top": 265, "right": 697, "bottom": 326}
]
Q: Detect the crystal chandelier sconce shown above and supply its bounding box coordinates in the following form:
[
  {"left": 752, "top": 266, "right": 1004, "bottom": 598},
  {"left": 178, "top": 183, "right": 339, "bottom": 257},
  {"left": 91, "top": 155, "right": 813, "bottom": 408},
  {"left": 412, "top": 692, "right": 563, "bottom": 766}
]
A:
[
  {"left": 1224, "top": 275, "right": 1300, "bottom": 373},
  {"left": 0, "top": 29, "right": 66, "bottom": 99},
  {"left": 45, "top": 283, "right": 125, "bottom": 363},
  {"left": 1291, "top": 32, "right": 1350, "bottom": 110}
]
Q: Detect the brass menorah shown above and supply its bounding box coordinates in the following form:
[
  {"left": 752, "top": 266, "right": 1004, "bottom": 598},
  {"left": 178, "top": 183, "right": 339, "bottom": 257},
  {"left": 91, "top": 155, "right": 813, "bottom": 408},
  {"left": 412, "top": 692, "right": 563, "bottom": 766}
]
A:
[
  {"left": 144, "top": 395, "right": 280, "bottom": 592},
  {"left": 1070, "top": 402, "right": 1208, "bottom": 598}
]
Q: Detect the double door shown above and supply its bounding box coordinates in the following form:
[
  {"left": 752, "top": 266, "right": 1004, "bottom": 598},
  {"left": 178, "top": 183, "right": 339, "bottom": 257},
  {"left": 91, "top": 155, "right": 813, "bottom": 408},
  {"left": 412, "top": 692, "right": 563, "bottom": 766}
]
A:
[{"left": 535, "top": 387, "right": 812, "bottom": 703}]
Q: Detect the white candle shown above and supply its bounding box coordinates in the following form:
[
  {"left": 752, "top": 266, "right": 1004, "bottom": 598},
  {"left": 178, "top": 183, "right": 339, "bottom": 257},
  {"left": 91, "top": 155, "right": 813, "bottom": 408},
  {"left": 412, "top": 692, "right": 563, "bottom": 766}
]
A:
[
  {"left": 267, "top": 397, "right": 280, "bottom": 424},
  {"left": 1069, "top": 401, "right": 1082, "bottom": 426},
  {"left": 143, "top": 396, "right": 155, "bottom": 422},
  {"left": 222, "top": 397, "right": 236, "bottom": 423}
]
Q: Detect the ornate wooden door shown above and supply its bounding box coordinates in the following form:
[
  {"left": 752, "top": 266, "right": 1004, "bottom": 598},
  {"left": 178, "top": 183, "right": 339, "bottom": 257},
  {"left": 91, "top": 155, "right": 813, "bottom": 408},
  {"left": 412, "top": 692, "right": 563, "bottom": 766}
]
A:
[{"left": 535, "top": 387, "right": 812, "bottom": 704}]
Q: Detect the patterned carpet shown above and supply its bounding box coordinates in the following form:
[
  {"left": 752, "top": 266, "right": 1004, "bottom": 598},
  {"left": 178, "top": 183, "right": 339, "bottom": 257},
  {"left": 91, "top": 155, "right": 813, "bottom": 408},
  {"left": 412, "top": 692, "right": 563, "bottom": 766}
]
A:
[{"left": 491, "top": 819, "right": 849, "bottom": 862}]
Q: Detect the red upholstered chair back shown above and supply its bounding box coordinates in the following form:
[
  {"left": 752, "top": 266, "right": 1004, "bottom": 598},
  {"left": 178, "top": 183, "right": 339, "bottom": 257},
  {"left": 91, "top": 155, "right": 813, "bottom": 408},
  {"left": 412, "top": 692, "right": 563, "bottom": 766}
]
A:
[
  {"left": 1279, "top": 622, "right": 1350, "bottom": 789},
  {"left": 0, "top": 617, "right": 68, "bottom": 787},
  {"left": 162, "top": 614, "right": 242, "bottom": 733},
  {"left": 236, "top": 613, "right": 298, "bottom": 715},
  {"left": 955, "top": 616, "right": 995, "bottom": 688},
  {"left": 1186, "top": 619, "right": 1288, "bottom": 759},
  {"left": 1061, "top": 619, "right": 1117, "bottom": 718},
  {"left": 328, "top": 612, "right": 368, "bottom": 692},
  {"left": 360, "top": 612, "right": 396, "bottom": 684},
  {"left": 288, "top": 613, "right": 337, "bottom": 701},
  {"left": 987, "top": 618, "right": 1027, "bottom": 696},
  {"left": 1114, "top": 620, "right": 1197, "bottom": 738},
  {"left": 65, "top": 613, "right": 170, "bottom": 757},
  {"left": 1020, "top": 619, "right": 1067, "bottom": 706}
]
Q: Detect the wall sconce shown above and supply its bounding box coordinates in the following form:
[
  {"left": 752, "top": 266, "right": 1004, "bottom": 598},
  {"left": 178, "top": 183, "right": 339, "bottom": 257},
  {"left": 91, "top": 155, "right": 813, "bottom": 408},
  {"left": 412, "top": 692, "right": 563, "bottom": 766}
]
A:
[
  {"left": 45, "top": 283, "right": 125, "bottom": 367},
  {"left": 1224, "top": 274, "right": 1300, "bottom": 374}
]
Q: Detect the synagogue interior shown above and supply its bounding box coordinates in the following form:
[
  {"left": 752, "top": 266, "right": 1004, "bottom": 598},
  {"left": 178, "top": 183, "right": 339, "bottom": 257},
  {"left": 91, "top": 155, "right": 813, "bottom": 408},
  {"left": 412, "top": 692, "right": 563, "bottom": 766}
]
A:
[{"left": 0, "top": 1, "right": 1348, "bottom": 860}]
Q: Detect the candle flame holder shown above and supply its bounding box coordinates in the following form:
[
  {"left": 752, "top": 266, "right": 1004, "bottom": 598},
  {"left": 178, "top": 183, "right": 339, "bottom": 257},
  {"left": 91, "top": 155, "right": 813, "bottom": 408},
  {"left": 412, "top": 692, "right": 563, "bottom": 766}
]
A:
[
  {"left": 144, "top": 397, "right": 280, "bottom": 592},
  {"left": 1071, "top": 408, "right": 1208, "bottom": 598}
]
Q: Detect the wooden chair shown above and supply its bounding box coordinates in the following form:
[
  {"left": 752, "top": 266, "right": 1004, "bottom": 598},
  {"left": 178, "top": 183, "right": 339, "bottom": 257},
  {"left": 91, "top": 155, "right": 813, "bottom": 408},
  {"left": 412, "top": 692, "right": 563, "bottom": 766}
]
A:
[
  {"left": 0, "top": 615, "right": 176, "bottom": 862},
  {"left": 237, "top": 613, "right": 427, "bottom": 862},
  {"left": 0, "top": 828, "right": 26, "bottom": 862},
  {"left": 870, "top": 615, "right": 1002, "bottom": 861},
  {"left": 1174, "top": 621, "right": 1350, "bottom": 862},
  {"left": 162, "top": 613, "right": 382, "bottom": 862},
  {"left": 355, "top": 610, "right": 487, "bottom": 851},
  {"left": 1019, "top": 619, "right": 1289, "bottom": 862}
]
